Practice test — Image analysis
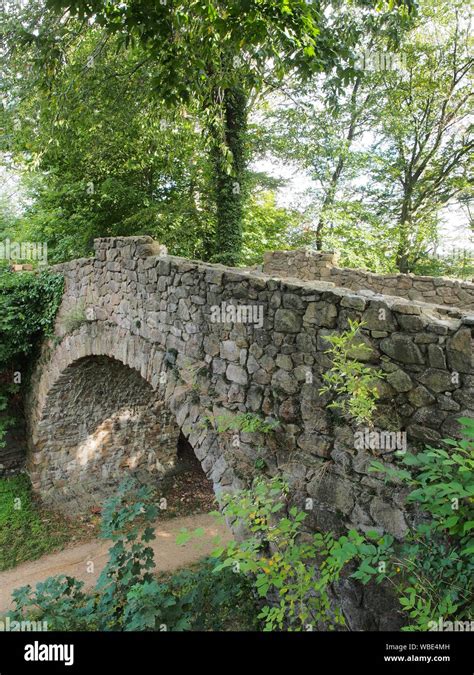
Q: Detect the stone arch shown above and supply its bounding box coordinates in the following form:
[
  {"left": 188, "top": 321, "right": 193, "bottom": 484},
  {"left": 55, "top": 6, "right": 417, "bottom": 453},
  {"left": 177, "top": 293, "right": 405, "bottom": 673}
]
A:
[{"left": 26, "top": 322, "right": 238, "bottom": 513}]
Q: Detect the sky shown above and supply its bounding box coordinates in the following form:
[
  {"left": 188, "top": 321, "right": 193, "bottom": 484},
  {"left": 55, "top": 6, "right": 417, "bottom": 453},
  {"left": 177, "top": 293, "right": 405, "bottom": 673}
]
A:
[{"left": 252, "top": 157, "right": 473, "bottom": 256}]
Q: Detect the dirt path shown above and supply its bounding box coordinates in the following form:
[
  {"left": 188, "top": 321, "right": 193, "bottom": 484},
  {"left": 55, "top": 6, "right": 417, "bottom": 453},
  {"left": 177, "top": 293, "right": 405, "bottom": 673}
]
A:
[{"left": 0, "top": 512, "right": 231, "bottom": 614}]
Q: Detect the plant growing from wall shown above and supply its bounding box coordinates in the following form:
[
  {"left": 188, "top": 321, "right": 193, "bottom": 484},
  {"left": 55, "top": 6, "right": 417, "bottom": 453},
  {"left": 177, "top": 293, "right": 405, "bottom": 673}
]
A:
[
  {"left": 175, "top": 359, "right": 211, "bottom": 401},
  {"left": 319, "top": 319, "right": 384, "bottom": 426},
  {"left": 358, "top": 417, "right": 474, "bottom": 630},
  {"left": 60, "top": 301, "right": 88, "bottom": 335},
  {"left": 202, "top": 412, "right": 279, "bottom": 473},
  {"left": 203, "top": 412, "right": 279, "bottom": 435},
  {"left": 163, "top": 348, "right": 179, "bottom": 372},
  {"left": 179, "top": 476, "right": 387, "bottom": 631}
]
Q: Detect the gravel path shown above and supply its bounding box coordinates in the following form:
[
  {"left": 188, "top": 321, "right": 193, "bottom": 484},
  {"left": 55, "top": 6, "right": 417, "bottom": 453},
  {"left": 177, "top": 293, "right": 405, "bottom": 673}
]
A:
[{"left": 0, "top": 512, "right": 231, "bottom": 614}]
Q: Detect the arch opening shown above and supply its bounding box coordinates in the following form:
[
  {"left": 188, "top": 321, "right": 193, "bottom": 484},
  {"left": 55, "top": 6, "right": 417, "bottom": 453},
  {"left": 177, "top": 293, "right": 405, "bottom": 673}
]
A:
[
  {"left": 31, "top": 355, "right": 185, "bottom": 514},
  {"left": 158, "top": 432, "right": 216, "bottom": 517}
]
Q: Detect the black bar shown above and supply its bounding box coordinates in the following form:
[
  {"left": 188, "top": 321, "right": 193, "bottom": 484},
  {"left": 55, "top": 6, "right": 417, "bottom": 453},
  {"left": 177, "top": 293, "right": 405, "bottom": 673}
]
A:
[{"left": 0, "top": 631, "right": 471, "bottom": 674}]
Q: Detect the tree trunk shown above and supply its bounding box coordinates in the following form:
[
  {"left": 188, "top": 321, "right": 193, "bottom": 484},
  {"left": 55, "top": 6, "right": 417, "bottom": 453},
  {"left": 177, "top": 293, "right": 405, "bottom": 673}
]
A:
[
  {"left": 396, "top": 244, "right": 410, "bottom": 274},
  {"left": 210, "top": 84, "right": 248, "bottom": 266},
  {"left": 316, "top": 168, "right": 340, "bottom": 250},
  {"left": 315, "top": 77, "right": 361, "bottom": 250},
  {"left": 396, "top": 193, "right": 412, "bottom": 273}
]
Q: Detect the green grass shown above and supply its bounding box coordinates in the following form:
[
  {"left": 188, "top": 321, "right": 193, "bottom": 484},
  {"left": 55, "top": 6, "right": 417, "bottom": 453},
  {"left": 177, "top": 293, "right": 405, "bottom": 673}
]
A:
[{"left": 0, "top": 474, "right": 93, "bottom": 572}]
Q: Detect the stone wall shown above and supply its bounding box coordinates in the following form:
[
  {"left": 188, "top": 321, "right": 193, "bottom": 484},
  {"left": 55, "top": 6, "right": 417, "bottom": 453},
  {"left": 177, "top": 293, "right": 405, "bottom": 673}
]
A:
[
  {"left": 25, "top": 236, "right": 474, "bottom": 630},
  {"left": 263, "top": 249, "right": 474, "bottom": 311}
]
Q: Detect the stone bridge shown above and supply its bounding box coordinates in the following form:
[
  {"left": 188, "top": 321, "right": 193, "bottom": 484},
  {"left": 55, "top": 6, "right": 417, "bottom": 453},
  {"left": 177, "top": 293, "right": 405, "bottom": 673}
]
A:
[{"left": 25, "top": 236, "right": 473, "bottom": 628}]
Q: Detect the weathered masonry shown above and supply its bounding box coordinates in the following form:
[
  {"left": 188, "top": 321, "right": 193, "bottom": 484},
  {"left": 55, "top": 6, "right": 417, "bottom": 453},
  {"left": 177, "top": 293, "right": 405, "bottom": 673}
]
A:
[{"left": 24, "top": 237, "right": 473, "bottom": 629}]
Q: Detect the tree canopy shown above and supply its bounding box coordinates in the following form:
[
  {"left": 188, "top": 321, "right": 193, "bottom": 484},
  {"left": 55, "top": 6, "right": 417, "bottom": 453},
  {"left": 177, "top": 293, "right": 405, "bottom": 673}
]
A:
[
  {"left": 2, "top": 0, "right": 471, "bottom": 276},
  {"left": 27, "top": 0, "right": 415, "bottom": 263}
]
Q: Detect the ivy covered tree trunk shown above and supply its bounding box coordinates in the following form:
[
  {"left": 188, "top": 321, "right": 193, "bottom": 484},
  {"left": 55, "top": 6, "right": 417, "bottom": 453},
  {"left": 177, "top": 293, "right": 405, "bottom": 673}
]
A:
[{"left": 210, "top": 85, "right": 248, "bottom": 266}]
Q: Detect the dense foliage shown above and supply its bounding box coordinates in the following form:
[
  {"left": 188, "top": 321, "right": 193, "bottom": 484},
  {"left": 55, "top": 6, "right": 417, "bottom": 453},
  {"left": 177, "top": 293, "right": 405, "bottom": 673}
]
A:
[
  {"left": 365, "top": 418, "right": 474, "bottom": 630},
  {"left": 0, "top": 269, "right": 64, "bottom": 444},
  {"left": 258, "top": 0, "right": 473, "bottom": 272},
  {"left": 0, "top": 269, "right": 64, "bottom": 363},
  {"left": 1, "top": 0, "right": 432, "bottom": 267}
]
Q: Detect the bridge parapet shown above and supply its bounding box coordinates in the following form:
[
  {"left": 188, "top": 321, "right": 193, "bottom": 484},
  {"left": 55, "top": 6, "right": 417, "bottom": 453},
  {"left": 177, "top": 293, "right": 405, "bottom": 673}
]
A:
[
  {"left": 93, "top": 236, "right": 168, "bottom": 262},
  {"left": 264, "top": 248, "right": 474, "bottom": 310}
]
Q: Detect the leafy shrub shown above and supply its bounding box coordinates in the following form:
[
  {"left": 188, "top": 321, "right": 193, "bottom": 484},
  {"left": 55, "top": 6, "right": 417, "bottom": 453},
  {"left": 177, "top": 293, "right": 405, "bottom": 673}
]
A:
[
  {"left": 156, "top": 560, "right": 258, "bottom": 631},
  {"left": 194, "top": 477, "right": 374, "bottom": 631},
  {"left": 8, "top": 478, "right": 258, "bottom": 631},
  {"left": 89, "top": 478, "right": 162, "bottom": 629},
  {"left": 0, "top": 269, "right": 64, "bottom": 363},
  {"left": 10, "top": 576, "right": 91, "bottom": 631},
  {"left": 319, "top": 319, "right": 384, "bottom": 425},
  {"left": 361, "top": 417, "right": 474, "bottom": 630}
]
